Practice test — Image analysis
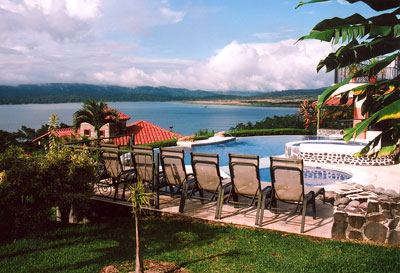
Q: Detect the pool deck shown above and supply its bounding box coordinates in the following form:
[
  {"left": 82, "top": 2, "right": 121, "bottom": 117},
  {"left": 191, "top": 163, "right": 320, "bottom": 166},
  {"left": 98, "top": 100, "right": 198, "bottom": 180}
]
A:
[
  {"left": 92, "top": 192, "right": 333, "bottom": 238},
  {"left": 92, "top": 159, "right": 400, "bottom": 240},
  {"left": 92, "top": 136, "right": 400, "bottom": 240}
]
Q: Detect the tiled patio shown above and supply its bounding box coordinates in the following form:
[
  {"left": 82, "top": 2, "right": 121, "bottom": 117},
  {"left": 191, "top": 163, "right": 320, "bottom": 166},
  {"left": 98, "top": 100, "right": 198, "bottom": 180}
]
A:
[{"left": 92, "top": 192, "right": 334, "bottom": 238}]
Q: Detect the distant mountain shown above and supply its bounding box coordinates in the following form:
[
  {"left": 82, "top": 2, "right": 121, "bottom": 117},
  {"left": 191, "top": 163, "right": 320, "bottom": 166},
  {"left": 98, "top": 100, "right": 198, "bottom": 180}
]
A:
[
  {"left": 0, "top": 83, "right": 326, "bottom": 104},
  {"left": 252, "top": 87, "right": 327, "bottom": 99}
]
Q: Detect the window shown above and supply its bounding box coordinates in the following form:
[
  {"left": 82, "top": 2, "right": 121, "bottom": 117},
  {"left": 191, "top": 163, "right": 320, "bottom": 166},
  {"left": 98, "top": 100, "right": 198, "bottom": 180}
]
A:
[
  {"left": 99, "top": 130, "right": 105, "bottom": 137},
  {"left": 84, "top": 129, "right": 90, "bottom": 136}
]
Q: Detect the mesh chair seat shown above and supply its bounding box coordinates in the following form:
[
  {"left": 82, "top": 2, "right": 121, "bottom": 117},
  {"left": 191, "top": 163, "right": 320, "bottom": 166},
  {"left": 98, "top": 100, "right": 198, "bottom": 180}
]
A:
[
  {"left": 270, "top": 156, "right": 325, "bottom": 233},
  {"left": 181, "top": 152, "right": 232, "bottom": 219},
  {"left": 228, "top": 153, "right": 271, "bottom": 226}
]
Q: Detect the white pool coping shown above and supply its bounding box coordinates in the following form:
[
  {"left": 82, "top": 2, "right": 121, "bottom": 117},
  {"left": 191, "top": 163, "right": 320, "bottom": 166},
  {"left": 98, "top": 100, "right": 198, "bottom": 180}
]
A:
[{"left": 177, "top": 136, "right": 236, "bottom": 148}]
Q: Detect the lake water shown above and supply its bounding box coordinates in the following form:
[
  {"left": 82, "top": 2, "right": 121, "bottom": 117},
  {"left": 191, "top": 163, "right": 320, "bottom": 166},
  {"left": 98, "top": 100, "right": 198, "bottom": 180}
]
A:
[{"left": 0, "top": 102, "right": 298, "bottom": 135}]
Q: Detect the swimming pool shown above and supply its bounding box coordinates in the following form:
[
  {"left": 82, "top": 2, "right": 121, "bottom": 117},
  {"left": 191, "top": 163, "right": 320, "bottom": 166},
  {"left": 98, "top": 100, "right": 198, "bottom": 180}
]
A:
[{"left": 181, "top": 135, "right": 353, "bottom": 186}]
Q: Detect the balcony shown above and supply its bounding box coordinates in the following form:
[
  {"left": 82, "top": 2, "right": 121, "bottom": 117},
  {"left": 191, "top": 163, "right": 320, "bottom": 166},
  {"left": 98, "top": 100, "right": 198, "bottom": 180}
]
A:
[{"left": 334, "top": 56, "right": 400, "bottom": 84}]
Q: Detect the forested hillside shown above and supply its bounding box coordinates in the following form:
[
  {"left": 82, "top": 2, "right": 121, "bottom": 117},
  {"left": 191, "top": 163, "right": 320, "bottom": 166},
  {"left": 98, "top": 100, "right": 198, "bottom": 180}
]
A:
[{"left": 0, "top": 83, "right": 325, "bottom": 104}]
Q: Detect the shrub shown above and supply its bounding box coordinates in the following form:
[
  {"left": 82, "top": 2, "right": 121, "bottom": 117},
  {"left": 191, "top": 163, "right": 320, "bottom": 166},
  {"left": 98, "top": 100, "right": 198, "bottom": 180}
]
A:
[
  {"left": 226, "top": 128, "right": 312, "bottom": 137},
  {"left": 195, "top": 128, "right": 215, "bottom": 138},
  {"left": 0, "top": 147, "right": 53, "bottom": 238},
  {"left": 141, "top": 139, "right": 177, "bottom": 148}
]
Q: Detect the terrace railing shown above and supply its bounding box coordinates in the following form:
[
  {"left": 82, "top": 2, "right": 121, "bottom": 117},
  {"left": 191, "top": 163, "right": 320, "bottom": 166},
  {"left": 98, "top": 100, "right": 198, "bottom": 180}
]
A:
[{"left": 334, "top": 56, "right": 400, "bottom": 84}]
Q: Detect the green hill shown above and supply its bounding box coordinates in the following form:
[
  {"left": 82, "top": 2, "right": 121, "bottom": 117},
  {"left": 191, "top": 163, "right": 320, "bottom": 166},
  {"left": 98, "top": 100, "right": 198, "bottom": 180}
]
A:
[{"left": 0, "top": 83, "right": 326, "bottom": 104}]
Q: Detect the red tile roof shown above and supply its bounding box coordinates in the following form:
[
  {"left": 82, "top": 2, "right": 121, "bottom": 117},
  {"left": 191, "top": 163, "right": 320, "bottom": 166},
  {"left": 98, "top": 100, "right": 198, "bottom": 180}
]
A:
[
  {"left": 126, "top": 120, "right": 183, "bottom": 145},
  {"left": 32, "top": 128, "right": 78, "bottom": 142},
  {"left": 105, "top": 107, "right": 130, "bottom": 121},
  {"left": 32, "top": 119, "right": 183, "bottom": 146}
]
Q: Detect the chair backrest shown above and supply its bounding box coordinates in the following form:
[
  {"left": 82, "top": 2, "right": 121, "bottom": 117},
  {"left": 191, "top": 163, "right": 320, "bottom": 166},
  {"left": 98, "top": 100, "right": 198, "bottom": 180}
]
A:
[
  {"left": 191, "top": 152, "right": 221, "bottom": 192},
  {"left": 132, "top": 145, "right": 154, "bottom": 182},
  {"left": 229, "top": 153, "right": 260, "bottom": 196},
  {"left": 160, "top": 147, "right": 187, "bottom": 186},
  {"left": 270, "top": 156, "right": 304, "bottom": 202},
  {"left": 101, "top": 149, "right": 123, "bottom": 179}
]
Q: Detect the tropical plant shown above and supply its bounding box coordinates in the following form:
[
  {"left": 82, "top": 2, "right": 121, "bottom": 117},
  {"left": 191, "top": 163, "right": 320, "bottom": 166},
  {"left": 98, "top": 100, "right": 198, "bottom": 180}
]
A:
[
  {"left": 0, "top": 146, "right": 51, "bottom": 238},
  {"left": 297, "top": 0, "right": 400, "bottom": 157},
  {"left": 127, "top": 182, "right": 154, "bottom": 273},
  {"left": 298, "top": 100, "right": 325, "bottom": 130},
  {"left": 44, "top": 115, "right": 98, "bottom": 224},
  {"left": 73, "top": 100, "right": 121, "bottom": 139}
]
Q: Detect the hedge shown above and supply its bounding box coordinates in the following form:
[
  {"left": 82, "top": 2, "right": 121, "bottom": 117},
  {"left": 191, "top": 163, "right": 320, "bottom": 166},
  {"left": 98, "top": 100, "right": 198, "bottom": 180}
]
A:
[
  {"left": 225, "top": 128, "right": 313, "bottom": 137},
  {"left": 140, "top": 139, "right": 178, "bottom": 148}
]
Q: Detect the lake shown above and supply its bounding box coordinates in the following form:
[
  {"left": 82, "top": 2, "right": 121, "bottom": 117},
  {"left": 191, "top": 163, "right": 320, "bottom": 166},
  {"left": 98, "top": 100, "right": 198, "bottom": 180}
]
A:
[{"left": 0, "top": 102, "right": 298, "bottom": 135}]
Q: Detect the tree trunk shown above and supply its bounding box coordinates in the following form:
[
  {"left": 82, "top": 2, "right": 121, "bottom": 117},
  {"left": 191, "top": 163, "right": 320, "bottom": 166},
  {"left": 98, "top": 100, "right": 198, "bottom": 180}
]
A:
[
  {"left": 59, "top": 205, "right": 71, "bottom": 225},
  {"left": 135, "top": 211, "right": 144, "bottom": 273}
]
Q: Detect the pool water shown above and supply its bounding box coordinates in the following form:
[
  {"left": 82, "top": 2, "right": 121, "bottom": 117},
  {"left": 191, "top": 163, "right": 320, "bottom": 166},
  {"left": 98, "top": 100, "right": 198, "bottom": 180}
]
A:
[
  {"left": 180, "top": 135, "right": 352, "bottom": 186},
  {"left": 185, "top": 135, "right": 320, "bottom": 166}
]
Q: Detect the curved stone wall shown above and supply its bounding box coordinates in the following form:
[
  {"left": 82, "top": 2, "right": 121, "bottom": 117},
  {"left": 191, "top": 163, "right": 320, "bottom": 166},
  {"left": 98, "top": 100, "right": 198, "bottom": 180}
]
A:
[{"left": 285, "top": 140, "right": 396, "bottom": 166}]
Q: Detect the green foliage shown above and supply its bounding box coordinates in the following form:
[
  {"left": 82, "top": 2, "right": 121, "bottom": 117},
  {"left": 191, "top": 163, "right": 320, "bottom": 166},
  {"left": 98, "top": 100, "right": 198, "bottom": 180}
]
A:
[
  {"left": 227, "top": 128, "right": 312, "bottom": 137},
  {"left": 44, "top": 115, "right": 98, "bottom": 223},
  {"left": 127, "top": 182, "right": 153, "bottom": 214},
  {"left": 195, "top": 128, "right": 215, "bottom": 138},
  {"left": 230, "top": 114, "right": 304, "bottom": 131},
  {"left": 298, "top": 0, "right": 400, "bottom": 157},
  {"left": 321, "top": 105, "right": 354, "bottom": 129},
  {"left": 140, "top": 139, "right": 177, "bottom": 148},
  {"left": 73, "top": 99, "right": 121, "bottom": 139},
  {"left": 0, "top": 115, "right": 99, "bottom": 237},
  {"left": 0, "top": 146, "right": 52, "bottom": 238}
]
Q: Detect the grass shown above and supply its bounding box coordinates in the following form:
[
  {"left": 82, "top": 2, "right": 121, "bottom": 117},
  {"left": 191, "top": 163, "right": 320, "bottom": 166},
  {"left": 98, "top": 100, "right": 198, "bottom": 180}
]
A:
[{"left": 0, "top": 216, "right": 399, "bottom": 273}]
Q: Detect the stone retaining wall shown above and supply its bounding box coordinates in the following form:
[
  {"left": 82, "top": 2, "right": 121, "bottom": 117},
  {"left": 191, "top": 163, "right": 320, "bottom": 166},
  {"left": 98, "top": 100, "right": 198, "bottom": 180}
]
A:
[{"left": 331, "top": 184, "right": 400, "bottom": 245}]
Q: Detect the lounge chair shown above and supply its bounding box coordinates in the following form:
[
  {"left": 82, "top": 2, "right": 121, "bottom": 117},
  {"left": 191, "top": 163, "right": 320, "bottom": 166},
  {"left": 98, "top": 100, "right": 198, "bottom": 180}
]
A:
[
  {"left": 182, "top": 152, "right": 232, "bottom": 219},
  {"left": 99, "top": 148, "right": 135, "bottom": 201},
  {"left": 269, "top": 156, "right": 325, "bottom": 233},
  {"left": 131, "top": 145, "right": 159, "bottom": 209},
  {"left": 228, "top": 153, "right": 271, "bottom": 226},
  {"left": 159, "top": 147, "right": 196, "bottom": 197}
]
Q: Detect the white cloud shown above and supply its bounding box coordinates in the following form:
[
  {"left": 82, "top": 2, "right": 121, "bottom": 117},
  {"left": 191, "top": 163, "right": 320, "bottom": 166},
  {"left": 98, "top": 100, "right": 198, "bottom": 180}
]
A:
[
  {"left": 0, "top": 1, "right": 334, "bottom": 92},
  {"left": 0, "top": 39, "right": 333, "bottom": 91},
  {"left": 160, "top": 7, "right": 185, "bottom": 23}
]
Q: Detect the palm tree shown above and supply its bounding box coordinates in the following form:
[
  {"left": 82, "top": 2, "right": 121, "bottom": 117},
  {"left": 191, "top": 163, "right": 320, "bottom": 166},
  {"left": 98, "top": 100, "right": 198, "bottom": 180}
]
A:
[{"left": 73, "top": 100, "right": 120, "bottom": 139}]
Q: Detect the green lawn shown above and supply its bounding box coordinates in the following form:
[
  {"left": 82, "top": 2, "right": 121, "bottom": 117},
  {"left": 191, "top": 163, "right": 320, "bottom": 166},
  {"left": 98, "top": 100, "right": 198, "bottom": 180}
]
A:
[{"left": 0, "top": 216, "right": 399, "bottom": 273}]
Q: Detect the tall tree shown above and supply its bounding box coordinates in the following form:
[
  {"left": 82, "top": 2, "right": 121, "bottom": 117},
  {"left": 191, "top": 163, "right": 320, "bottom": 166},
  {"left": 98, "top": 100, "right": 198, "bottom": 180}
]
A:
[
  {"left": 297, "top": 0, "right": 400, "bottom": 157},
  {"left": 73, "top": 100, "right": 120, "bottom": 139}
]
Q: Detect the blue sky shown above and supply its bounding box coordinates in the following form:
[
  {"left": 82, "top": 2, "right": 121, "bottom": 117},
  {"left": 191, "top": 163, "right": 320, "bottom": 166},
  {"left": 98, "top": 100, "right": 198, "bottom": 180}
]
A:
[{"left": 0, "top": 0, "right": 376, "bottom": 91}]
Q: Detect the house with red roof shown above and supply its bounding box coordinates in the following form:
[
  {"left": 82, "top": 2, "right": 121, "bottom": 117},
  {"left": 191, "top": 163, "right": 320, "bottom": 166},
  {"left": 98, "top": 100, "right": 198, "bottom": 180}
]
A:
[
  {"left": 79, "top": 107, "right": 131, "bottom": 139},
  {"left": 33, "top": 108, "right": 183, "bottom": 146}
]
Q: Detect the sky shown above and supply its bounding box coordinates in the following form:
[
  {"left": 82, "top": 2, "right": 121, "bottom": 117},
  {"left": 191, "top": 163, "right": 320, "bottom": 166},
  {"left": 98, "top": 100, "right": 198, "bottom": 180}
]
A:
[{"left": 0, "top": 0, "right": 376, "bottom": 92}]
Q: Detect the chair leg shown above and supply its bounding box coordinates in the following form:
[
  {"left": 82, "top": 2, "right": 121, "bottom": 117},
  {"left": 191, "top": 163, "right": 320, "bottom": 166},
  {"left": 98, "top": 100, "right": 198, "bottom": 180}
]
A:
[
  {"left": 301, "top": 201, "right": 307, "bottom": 233},
  {"left": 312, "top": 197, "right": 316, "bottom": 219},
  {"left": 121, "top": 183, "right": 127, "bottom": 201},
  {"left": 256, "top": 193, "right": 267, "bottom": 226},
  {"left": 215, "top": 188, "right": 224, "bottom": 219},
  {"left": 255, "top": 192, "right": 263, "bottom": 226},
  {"left": 179, "top": 182, "right": 188, "bottom": 213},
  {"left": 113, "top": 179, "right": 118, "bottom": 201}
]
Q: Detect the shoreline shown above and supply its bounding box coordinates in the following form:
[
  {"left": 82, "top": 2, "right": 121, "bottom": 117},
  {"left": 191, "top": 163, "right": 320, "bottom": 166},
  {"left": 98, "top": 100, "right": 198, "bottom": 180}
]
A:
[{"left": 181, "top": 99, "right": 303, "bottom": 108}]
